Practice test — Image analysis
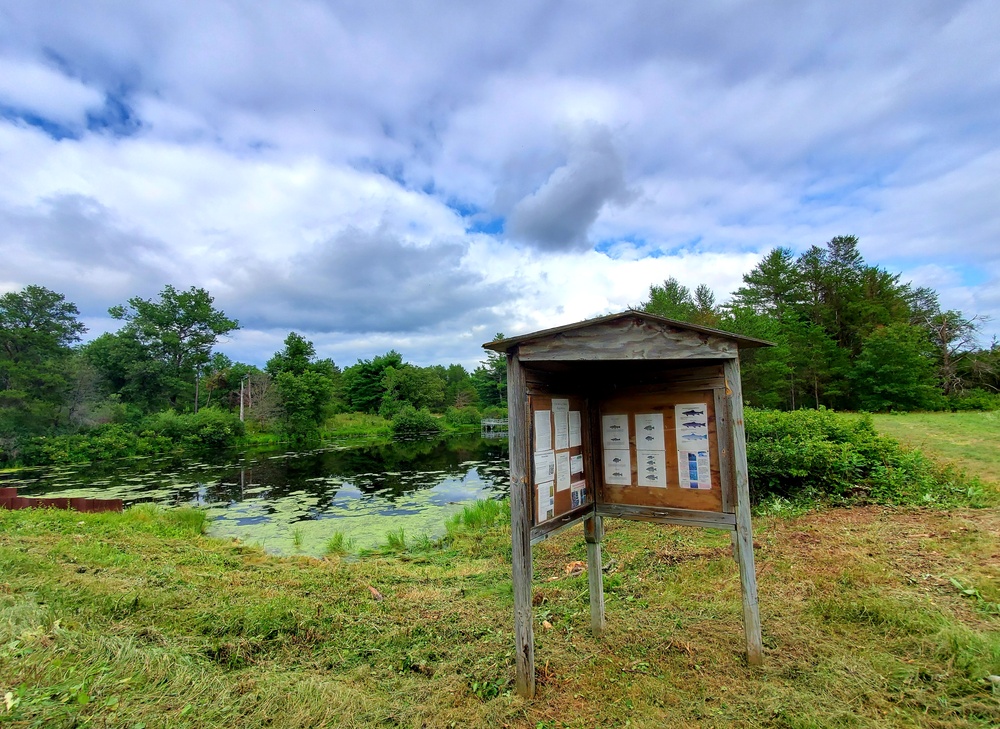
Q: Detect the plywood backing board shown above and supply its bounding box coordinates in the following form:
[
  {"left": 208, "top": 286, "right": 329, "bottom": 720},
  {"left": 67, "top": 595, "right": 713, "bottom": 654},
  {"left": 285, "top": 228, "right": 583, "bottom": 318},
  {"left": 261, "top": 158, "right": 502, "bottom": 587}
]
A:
[
  {"left": 524, "top": 360, "right": 726, "bottom": 396},
  {"left": 528, "top": 394, "right": 592, "bottom": 525},
  {"left": 598, "top": 389, "right": 723, "bottom": 512}
]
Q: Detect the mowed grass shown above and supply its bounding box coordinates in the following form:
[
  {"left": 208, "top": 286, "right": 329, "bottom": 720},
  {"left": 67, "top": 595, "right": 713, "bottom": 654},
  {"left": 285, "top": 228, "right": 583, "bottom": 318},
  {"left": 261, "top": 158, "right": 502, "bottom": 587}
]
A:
[
  {"left": 2, "top": 496, "right": 999, "bottom": 728},
  {"left": 871, "top": 411, "right": 1000, "bottom": 486}
]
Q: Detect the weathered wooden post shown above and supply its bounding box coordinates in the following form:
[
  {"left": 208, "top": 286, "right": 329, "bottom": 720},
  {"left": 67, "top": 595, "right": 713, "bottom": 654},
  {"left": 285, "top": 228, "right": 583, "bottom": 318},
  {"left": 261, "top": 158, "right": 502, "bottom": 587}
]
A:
[
  {"left": 506, "top": 353, "right": 535, "bottom": 697},
  {"left": 725, "top": 355, "right": 763, "bottom": 665},
  {"left": 584, "top": 515, "right": 605, "bottom": 635},
  {"left": 486, "top": 311, "right": 771, "bottom": 698}
]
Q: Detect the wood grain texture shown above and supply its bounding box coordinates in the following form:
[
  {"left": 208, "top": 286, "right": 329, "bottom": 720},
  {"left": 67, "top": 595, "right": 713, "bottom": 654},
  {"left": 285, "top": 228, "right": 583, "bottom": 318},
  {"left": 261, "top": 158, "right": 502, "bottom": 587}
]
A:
[
  {"left": 724, "top": 356, "right": 764, "bottom": 666},
  {"left": 584, "top": 516, "right": 606, "bottom": 635},
  {"left": 507, "top": 353, "right": 536, "bottom": 697},
  {"left": 596, "top": 503, "right": 736, "bottom": 529},
  {"left": 598, "top": 389, "right": 724, "bottom": 512},
  {"left": 529, "top": 504, "right": 592, "bottom": 545},
  {"left": 484, "top": 310, "right": 774, "bottom": 354},
  {"left": 714, "top": 387, "right": 736, "bottom": 514},
  {"left": 517, "top": 317, "right": 738, "bottom": 362}
]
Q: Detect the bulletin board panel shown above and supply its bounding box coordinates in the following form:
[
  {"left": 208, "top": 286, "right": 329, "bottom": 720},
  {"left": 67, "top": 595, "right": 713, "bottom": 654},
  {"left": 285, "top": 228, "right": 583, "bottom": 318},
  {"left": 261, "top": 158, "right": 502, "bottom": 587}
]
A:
[
  {"left": 597, "top": 389, "right": 723, "bottom": 513},
  {"left": 528, "top": 394, "right": 592, "bottom": 526}
]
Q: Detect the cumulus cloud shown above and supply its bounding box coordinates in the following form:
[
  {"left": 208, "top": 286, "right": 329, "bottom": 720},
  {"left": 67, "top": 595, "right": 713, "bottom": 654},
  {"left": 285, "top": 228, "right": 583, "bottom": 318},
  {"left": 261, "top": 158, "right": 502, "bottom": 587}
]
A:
[
  {"left": 0, "top": 194, "right": 175, "bottom": 310},
  {"left": 0, "top": 56, "right": 104, "bottom": 126},
  {"left": 504, "top": 124, "right": 634, "bottom": 251},
  {"left": 227, "top": 227, "right": 508, "bottom": 334},
  {"left": 1, "top": 0, "right": 999, "bottom": 362}
]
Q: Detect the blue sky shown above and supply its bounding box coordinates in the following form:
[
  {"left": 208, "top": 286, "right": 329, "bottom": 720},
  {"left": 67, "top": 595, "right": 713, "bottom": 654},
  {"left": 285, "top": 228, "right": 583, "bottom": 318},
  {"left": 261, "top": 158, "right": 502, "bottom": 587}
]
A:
[{"left": 1, "top": 1, "right": 998, "bottom": 369}]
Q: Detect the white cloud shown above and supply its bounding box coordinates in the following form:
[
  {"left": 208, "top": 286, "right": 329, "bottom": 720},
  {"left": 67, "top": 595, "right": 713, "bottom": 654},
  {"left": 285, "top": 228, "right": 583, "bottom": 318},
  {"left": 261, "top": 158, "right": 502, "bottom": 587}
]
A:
[
  {"left": 0, "top": 56, "right": 104, "bottom": 125},
  {"left": 0, "top": 0, "right": 998, "bottom": 366}
]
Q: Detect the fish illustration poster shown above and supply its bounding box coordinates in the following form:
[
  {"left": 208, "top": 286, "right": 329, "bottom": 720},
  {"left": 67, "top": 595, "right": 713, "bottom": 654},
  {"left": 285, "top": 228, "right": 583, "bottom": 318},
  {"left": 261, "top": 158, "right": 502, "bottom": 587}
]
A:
[
  {"left": 637, "top": 448, "right": 667, "bottom": 487},
  {"left": 602, "top": 413, "right": 632, "bottom": 485},
  {"left": 633, "top": 412, "right": 665, "bottom": 450},
  {"left": 603, "top": 448, "right": 632, "bottom": 485},
  {"left": 601, "top": 414, "right": 629, "bottom": 450},
  {"left": 674, "top": 403, "right": 712, "bottom": 489},
  {"left": 674, "top": 403, "right": 709, "bottom": 446}
]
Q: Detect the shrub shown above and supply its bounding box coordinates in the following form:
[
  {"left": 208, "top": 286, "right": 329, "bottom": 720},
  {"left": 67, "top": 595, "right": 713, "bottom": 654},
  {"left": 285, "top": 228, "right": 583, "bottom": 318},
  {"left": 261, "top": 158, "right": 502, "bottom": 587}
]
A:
[
  {"left": 390, "top": 404, "right": 442, "bottom": 436},
  {"left": 745, "top": 408, "right": 981, "bottom": 506},
  {"left": 444, "top": 406, "right": 482, "bottom": 427},
  {"left": 480, "top": 405, "right": 507, "bottom": 420},
  {"left": 948, "top": 389, "right": 1000, "bottom": 411},
  {"left": 143, "top": 408, "right": 244, "bottom": 449}
]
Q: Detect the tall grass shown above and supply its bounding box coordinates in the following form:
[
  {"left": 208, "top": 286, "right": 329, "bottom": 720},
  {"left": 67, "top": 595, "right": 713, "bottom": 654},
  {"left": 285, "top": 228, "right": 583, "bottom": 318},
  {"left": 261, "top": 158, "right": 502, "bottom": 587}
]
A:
[
  {"left": 446, "top": 498, "right": 508, "bottom": 534},
  {"left": 384, "top": 527, "right": 406, "bottom": 552},
  {"left": 323, "top": 531, "right": 354, "bottom": 556}
]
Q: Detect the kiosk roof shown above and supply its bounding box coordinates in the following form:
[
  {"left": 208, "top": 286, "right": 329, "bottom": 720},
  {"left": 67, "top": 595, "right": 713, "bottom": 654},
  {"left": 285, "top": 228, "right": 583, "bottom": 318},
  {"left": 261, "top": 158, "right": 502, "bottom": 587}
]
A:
[{"left": 483, "top": 310, "right": 774, "bottom": 354}]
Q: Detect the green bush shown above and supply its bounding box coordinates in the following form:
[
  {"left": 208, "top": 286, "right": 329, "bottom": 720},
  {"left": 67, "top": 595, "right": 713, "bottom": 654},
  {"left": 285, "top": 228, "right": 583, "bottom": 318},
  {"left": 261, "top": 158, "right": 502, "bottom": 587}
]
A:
[
  {"left": 480, "top": 405, "right": 507, "bottom": 419},
  {"left": 389, "top": 404, "right": 442, "bottom": 436},
  {"left": 8, "top": 424, "right": 176, "bottom": 466},
  {"left": 745, "top": 408, "right": 979, "bottom": 506},
  {"left": 948, "top": 389, "right": 1000, "bottom": 411},
  {"left": 142, "top": 408, "right": 244, "bottom": 449},
  {"left": 443, "top": 406, "right": 482, "bottom": 426}
]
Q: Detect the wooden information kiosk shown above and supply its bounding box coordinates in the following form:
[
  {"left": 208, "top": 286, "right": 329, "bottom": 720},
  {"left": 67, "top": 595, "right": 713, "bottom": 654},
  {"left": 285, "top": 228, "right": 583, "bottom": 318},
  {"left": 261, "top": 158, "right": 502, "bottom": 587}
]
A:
[{"left": 483, "top": 311, "right": 772, "bottom": 698}]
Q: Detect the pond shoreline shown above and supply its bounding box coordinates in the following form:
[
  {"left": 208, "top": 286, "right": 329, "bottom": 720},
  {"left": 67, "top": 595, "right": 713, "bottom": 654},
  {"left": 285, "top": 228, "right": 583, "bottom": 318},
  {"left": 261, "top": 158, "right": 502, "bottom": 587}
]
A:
[{"left": 1, "top": 432, "right": 510, "bottom": 555}]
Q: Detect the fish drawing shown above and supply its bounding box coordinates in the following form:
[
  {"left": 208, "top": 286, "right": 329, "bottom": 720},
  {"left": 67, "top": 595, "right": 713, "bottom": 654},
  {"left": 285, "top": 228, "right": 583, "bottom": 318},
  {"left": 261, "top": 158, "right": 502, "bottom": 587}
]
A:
[
  {"left": 645, "top": 466, "right": 657, "bottom": 472},
  {"left": 682, "top": 433, "right": 708, "bottom": 441},
  {"left": 610, "top": 436, "right": 622, "bottom": 443},
  {"left": 644, "top": 435, "right": 655, "bottom": 441},
  {"left": 612, "top": 457, "right": 622, "bottom": 464},
  {"left": 646, "top": 474, "right": 658, "bottom": 481},
  {"left": 683, "top": 421, "right": 706, "bottom": 428},
  {"left": 609, "top": 424, "right": 622, "bottom": 430},
  {"left": 612, "top": 471, "right": 624, "bottom": 478},
  {"left": 643, "top": 425, "right": 655, "bottom": 431},
  {"left": 682, "top": 409, "right": 704, "bottom": 416}
]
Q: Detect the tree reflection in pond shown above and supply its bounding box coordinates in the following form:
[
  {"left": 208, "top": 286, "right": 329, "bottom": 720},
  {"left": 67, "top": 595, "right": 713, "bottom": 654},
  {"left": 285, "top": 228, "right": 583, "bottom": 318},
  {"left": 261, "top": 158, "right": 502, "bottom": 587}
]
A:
[{"left": 4, "top": 433, "right": 509, "bottom": 554}]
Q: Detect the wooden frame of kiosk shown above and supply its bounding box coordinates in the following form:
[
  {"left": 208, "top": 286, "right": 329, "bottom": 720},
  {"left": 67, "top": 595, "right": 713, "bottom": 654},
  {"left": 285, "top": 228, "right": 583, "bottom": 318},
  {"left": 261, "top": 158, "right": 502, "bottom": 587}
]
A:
[{"left": 483, "top": 311, "right": 773, "bottom": 698}]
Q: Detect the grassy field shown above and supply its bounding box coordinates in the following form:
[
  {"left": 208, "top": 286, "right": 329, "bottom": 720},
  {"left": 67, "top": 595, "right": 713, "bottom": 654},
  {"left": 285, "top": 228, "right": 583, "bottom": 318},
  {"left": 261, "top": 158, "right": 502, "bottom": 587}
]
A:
[
  {"left": 871, "top": 412, "right": 1000, "bottom": 485},
  {"left": 1, "top": 412, "right": 999, "bottom": 728}
]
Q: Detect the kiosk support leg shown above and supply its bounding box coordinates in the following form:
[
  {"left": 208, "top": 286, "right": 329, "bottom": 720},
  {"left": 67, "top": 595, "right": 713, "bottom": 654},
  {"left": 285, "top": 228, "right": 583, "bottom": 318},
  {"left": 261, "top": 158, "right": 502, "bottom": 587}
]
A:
[
  {"left": 507, "top": 354, "right": 535, "bottom": 698},
  {"left": 584, "top": 515, "right": 605, "bottom": 635},
  {"left": 724, "top": 357, "right": 764, "bottom": 666}
]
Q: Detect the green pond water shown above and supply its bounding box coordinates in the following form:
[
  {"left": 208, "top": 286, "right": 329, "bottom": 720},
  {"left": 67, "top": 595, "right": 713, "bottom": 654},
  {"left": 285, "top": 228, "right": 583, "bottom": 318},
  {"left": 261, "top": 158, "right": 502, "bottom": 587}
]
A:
[{"left": 2, "top": 433, "right": 510, "bottom": 556}]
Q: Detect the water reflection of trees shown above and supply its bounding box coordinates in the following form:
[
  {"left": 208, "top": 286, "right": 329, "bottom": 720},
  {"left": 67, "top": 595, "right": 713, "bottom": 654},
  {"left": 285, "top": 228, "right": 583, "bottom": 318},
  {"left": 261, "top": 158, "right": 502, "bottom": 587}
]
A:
[
  {"left": 204, "top": 435, "right": 509, "bottom": 509},
  {"left": 19, "top": 434, "right": 510, "bottom": 515}
]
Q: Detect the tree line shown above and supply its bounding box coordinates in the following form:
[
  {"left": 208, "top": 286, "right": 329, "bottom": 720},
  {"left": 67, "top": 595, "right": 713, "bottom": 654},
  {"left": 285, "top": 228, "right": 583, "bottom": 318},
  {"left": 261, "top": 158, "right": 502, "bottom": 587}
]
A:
[
  {"left": 641, "top": 236, "right": 997, "bottom": 411},
  {"left": 2, "top": 234, "right": 996, "bottom": 463},
  {"left": 0, "top": 283, "right": 507, "bottom": 462}
]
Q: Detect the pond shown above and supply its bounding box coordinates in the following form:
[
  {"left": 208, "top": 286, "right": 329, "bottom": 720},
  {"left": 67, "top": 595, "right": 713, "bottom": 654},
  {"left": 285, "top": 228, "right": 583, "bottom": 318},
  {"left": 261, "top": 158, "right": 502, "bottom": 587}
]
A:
[{"left": 1, "top": 433, "right": 510, "bottom": 556}]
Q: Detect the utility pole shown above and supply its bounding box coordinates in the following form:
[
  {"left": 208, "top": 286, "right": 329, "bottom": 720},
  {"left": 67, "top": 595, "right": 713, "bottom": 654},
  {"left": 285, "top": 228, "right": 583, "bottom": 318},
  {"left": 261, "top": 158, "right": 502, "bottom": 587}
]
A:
[{"left": 240, "top": 375, "right": 249, "bottom": 422}]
